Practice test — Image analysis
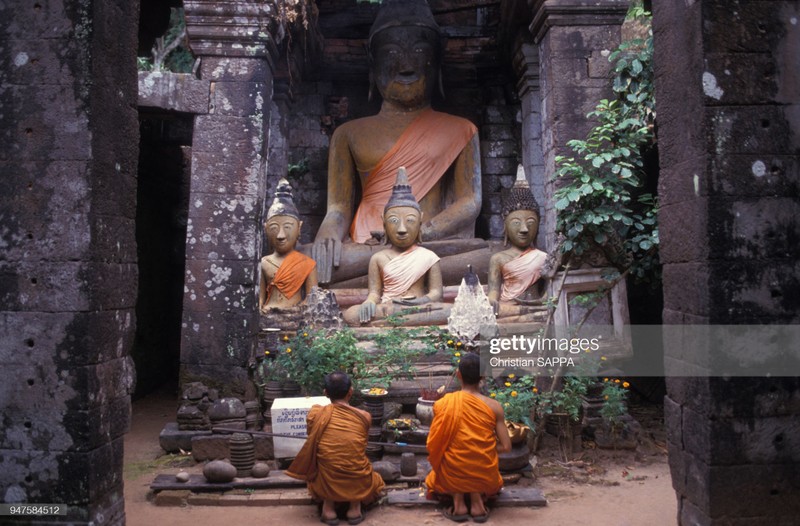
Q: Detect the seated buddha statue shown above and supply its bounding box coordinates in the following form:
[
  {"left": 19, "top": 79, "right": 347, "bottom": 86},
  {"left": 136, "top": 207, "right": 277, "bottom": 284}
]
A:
[
  {"left": 258, "top": 179, "right": 318, "bottom": 311},
  {"left": 342, "top": 168, "right": 451, "bottom": 327},
  {"left": 487, "top": 166, "right": 548, "bottom": 321},
  {"left": 309, "top": 0, "right": 482, "bottom": 285}
]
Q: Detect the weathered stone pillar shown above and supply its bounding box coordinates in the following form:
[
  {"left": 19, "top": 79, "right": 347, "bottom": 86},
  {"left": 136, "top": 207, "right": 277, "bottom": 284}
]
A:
[
  {"left": 182, "top": 2, "right": 279, "bottom": 397},
  {"left": 654, "top": 2, "right": 800, "bottom": 524},
  {"left": 529, "top": 0, "right": 628, "bottom": 250},
  {"left": 0, "top": 1, "right": 139, "bottom": 524}
]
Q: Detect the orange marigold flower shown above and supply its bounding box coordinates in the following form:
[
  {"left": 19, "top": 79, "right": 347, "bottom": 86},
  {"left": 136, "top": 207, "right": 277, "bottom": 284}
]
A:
[
  {"left": 532, "top": 387, "right": 538, "bottom": 393},
  {"left": 504, "top": 382, "right": 512, "bottom": 387},
  {"left": 614, "top": 379, "right": 621, "bottom": 384},
  {"left": 286, "top": 348, "right": 292, "bottom": 353},
  {"left": 454, "top": 352, "right": 461, "bottom": 357},
  {"left": 508, "top": 373, "right": 515, "bottom": 379},
  {"left": 623, "top": 381, "right": 630, "bottom": 388},
  {"left": 447, "top": 339, "right": 454, "bottom": 346},
  {"left": 264, "top": 350, "right": 270, "bottom": 355},
  {"left": 490, "top": 393, "right": 496, "bottom": 398},
  {"left": 511, "top": 391, "right": 518, "bottom": 397},
  {"left": 303, "top": 332, "right": 308, "bottom": 337},
  {"left": 603, "top": 377, "right": 609, "bottom": 382},
  {"left": 456, "top": 341, "right": 463, "bottom": 347},
  {"left": 283, "top": 335, "right": 289, "bottom": 341}
]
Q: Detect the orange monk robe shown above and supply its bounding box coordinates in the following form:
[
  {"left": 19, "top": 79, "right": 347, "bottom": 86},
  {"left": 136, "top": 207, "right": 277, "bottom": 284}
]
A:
[
  {"left": 286, "top": 404, "right": 385, "bottom": 503},
  {"left": 350, "top": 109, "right": 478, "bottom": 243},
  {"left": 425, "top": 391, "right": 503, "bottom": 496},
  {"left": 267, "top": 250, "right": 316, "bottom": 303}
]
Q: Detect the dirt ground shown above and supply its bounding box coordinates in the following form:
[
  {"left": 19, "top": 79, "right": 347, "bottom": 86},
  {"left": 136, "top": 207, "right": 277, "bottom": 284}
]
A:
[{"left": 124, "top": 386, "right": 679, "bottom": 526}]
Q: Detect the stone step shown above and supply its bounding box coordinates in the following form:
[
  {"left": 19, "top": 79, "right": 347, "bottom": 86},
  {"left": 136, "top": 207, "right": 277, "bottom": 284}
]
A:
[
  {"left": 386, "top": 486, "right": 547, "bottom": 507},
  {"left": 150, "top": 471, "right": 304, "bottom": 492}
]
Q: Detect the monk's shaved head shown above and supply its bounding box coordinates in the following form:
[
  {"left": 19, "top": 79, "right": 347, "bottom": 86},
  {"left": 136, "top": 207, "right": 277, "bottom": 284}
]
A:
[
  {"left": 458, "top": 352, "right": 481, "bottom": 385},
  {"left": 324, "top": 371, "right": 352, "bottom": 400}
]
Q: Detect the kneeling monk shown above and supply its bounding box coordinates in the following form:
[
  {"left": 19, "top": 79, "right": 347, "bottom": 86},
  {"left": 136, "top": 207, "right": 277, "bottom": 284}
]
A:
[
  {"left": 426, "top": 353, "right": 511, "bottom": 522},
  {"left": 286, "top": 372, "right": 385, "bottom": 525}
]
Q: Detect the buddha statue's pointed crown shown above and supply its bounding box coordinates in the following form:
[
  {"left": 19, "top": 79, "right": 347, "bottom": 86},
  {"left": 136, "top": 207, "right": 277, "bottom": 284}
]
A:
[
  {"left": 385, "top": 167, "right": 421, "bottom": 213},
  {"left": 368, "top": 0, "right": 441, "bottom": 48},
  {"left": 266, "top": 178, "right": 300, "bottom": 220},
  {"left": 501, "top": 164, "right": 540, "bottom": 219}
]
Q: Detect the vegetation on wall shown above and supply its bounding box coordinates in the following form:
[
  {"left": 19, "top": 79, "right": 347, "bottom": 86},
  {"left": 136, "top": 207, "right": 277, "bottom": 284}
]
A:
[
  {"left": 138, "top": 8, "right": 194, "bottom": 73},
  {"left": 553, "top": 4, "right": 658, "bottom": 286}
]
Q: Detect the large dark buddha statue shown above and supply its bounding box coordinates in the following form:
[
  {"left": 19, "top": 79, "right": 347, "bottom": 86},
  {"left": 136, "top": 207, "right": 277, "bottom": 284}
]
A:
[{"left": 311, "top": 0, "right": 481, "bottom": 284}]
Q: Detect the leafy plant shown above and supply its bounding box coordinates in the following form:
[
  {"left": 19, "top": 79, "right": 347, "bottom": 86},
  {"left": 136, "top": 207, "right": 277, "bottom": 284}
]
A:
[
  {"left": 538, "top": 376, "right": 590, "bottom": 422},
  {"left": 489, "top": 374, "right": 539, "bottom": 429},
  {"left": 552, "top": 4, "right": 658, "bottom": 284},
  {"left": 138, "top": 8, "right": 195, "bottom": 73},
  {"left": 276, "top": 327, "right": 366, "bottom": 395},
  {"left": 600, "top": 377, "right": 630, "bottom": 428},
  {"left": 358, "top": 317, "right": 440, "bottom": 390}
]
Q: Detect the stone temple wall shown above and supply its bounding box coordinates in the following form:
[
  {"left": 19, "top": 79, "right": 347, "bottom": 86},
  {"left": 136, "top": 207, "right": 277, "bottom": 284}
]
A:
[
  {"left": 0, "top": 1, "right": 140, "bottom": 524},
  {"left": 653, "top": 2, "right": 800, "bottom": 524}
]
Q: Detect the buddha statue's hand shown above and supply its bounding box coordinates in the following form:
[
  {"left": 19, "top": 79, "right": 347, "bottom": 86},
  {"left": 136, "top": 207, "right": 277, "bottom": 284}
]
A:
[
  {"left": 359, "top": 300, "right": 377, "bottom": 323},
  {"left": 311, "top": 237, "right": 342, "bottom": 284},
  {"left": 392, "top": 296, "right": 430, "bottom": 306}
]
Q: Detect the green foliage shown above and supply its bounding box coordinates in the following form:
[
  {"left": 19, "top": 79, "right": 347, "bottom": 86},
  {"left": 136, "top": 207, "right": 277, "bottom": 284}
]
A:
[
  {"left": 553, "top": 5, "right": 659, "bottom": 284},
  {"left": 539, "top": 376, "right": 590, "bottom": 422},
  {"left": 276, "top": 328, "right": 366, "bottom": 395},
  {"left": 359, "top": 317, "right": 440, "bottom": 390},
  {"left": 489, "top": 374, "right": 539, "bottom": 428},
  {"left": 599, "top": 378, "right": 630, "bottom": 427},
  {"left": 138, "top": 8, "right": 194, "bottom": 73}
]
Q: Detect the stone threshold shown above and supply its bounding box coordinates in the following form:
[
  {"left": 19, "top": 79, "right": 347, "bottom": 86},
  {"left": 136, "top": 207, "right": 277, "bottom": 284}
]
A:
[{"left": 153, "top": 486, "right": 547, "bottom": 508}]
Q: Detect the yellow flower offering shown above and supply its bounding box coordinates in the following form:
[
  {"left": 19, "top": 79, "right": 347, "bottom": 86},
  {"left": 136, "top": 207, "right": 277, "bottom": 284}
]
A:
[{"left": 367, "top": 387, "right": 387, "bottom": 395}]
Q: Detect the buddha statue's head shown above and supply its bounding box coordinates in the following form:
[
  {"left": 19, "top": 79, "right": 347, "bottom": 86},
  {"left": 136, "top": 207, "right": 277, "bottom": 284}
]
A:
[
  {"left": 384, "top": 167, "right": 422, "bottom": 249},
  {"left": 367, "top": 0, "right": 443, "bottom": 107},
  {"left": 501, "top": 165, "right": 540, "bottom": 249},
  {"left": 265, "top": 178, "right": 302, "bottom": 255}
]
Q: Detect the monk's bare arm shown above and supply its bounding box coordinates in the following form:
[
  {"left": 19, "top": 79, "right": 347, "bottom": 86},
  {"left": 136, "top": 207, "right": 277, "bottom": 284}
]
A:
[
  {"left": 421, "top": 133, "right": 481, "bottom": 240},
  {"left": 313, "top": 126, "right": 356, "bottom": 282}
]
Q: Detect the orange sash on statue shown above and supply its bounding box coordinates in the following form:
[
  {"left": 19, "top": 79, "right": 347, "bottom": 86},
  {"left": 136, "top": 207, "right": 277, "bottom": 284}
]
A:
[
  {"left": 267, "top": 251, "right": 316, "bottom": 303},
  {"left": 500, "top": 248, "right": 547, "bottom": 302},
  {"left": 286, "top": 404, "right": 385, "bottom": 503},
  {"left": 380, "top": 245, "right": 440, "bottom": 303},
  {"left": 350, "top": 109, "right": 477, "bottom": 243},
  {"left": 425, "top": 391, "right": 503, "bottom": 496}
]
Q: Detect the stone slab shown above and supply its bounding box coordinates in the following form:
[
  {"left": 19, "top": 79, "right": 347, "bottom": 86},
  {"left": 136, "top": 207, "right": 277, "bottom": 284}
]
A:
[
  {"left": 150, "top": 471, "right": 304, "bottom": 492},
  {"left": 386, "top": 487, "right": 547, "bottom": 508},
  {"left": 271, "top": 396, "right": 329, "bottom": 458},
  {"left": 159, "top": 422, "right": 212, "bottom": 453}
]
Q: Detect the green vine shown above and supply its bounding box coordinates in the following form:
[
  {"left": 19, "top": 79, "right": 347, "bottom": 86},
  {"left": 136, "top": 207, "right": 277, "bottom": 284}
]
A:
[{"left": 553, "top": 4, "right": 659, "bottom": 285}]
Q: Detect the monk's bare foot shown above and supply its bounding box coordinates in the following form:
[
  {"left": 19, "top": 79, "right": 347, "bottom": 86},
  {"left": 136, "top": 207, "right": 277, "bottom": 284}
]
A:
[
  {"left": 346, "top": 501, "right": 364, "bottom": 525},
  {"left": 452, "top": 494, "right": 469, "bottom": 517},
  {"left": 321, "top": 500, "right": 338, "bottom": 524},
  {"left": 469, "top": 492, "right": 489, "bottom": 522}
]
